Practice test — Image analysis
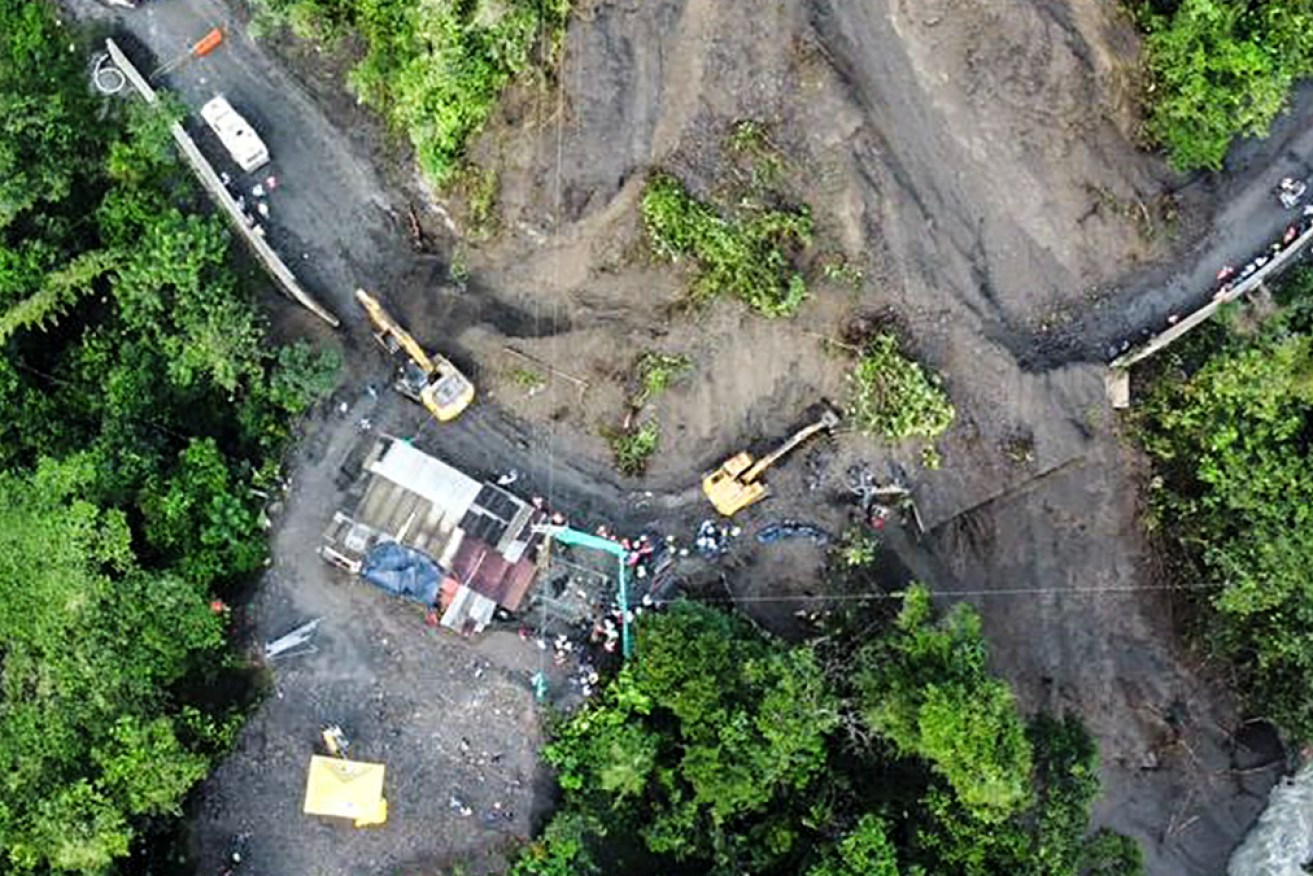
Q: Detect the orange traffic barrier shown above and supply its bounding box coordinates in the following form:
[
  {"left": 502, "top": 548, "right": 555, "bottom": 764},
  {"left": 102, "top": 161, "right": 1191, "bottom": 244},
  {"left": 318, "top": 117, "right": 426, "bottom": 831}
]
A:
[{"left": 192, "top": 27, "right": 223, "bottom": 58}]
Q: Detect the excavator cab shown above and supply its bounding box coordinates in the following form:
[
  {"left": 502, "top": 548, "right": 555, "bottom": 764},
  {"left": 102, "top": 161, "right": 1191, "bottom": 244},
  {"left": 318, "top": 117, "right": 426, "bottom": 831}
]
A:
[
  {"left": 703, "top": 408, "right": 840, "bottom": 517},
  {"left": 418, "top": 364, "right": 475, "bottom": 423}
]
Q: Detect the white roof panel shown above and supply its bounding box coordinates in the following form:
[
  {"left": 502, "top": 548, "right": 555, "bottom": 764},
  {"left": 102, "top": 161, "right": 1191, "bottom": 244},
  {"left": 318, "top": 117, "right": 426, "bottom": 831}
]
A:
[{"left": 368, "top": 440, "right": 481, "bottom": 523}]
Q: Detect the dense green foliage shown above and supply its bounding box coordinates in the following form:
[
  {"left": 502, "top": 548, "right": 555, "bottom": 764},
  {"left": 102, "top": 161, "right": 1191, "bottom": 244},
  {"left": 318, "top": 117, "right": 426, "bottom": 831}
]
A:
[
  {"left": 0, "top": 471, "right": 227, "bottom": 872},
  {"left": 857, "top": 588, "right": 1032, "bottom": 820},
  {"left": 1138, "top": 286, "right": 1313, "bottom": 736},
  {"left": 602, "top": 420, "right": 659, "bottom": 476},
  {"left": 0, "top": 4, "right": 339, "bottom": 871},
  {"left": 641, "top": 172, "right": 813, "bottom": 317},
  {"left": 1133, "top": 0, "right": 1313, "bottom": 170},
  {"left": 513, "top": 592, "right": 1142, "bottom": 876},
  {"left": 847, "top": 333, "right": 955, "bottom": 443},
  {"left": 251, "top": 0, "right": 570, "bottom": 185}
]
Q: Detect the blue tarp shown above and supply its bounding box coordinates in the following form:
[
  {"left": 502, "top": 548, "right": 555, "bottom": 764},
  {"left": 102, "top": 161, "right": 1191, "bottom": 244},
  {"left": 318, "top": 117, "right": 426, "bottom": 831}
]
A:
[
  {"left": 360, "top": 542, "right": 441, "bottom": 606},
  {"left": 756, "top": 520, "right": 833, "bottom": 547}
]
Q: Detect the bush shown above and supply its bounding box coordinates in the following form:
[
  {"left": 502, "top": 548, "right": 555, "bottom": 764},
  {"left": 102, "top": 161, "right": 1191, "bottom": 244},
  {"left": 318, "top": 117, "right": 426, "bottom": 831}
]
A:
[
  {"left": 1134, "top": 0, "right": 1313, "bottom": 170},
  {"left": 603, "top": 420, "right": 659, "bottom": 476},
  {"left": 251, "top": 0, "right": 570, "bottom": 186},
  {"left": 641, "top": 172, "right": 812, "bottom": 317},
  {"left": 632, "top": 351, "right": 693, "bottom": 408},
  {"left": 846, "top": 333, "right": 955, "bottom": 442}
]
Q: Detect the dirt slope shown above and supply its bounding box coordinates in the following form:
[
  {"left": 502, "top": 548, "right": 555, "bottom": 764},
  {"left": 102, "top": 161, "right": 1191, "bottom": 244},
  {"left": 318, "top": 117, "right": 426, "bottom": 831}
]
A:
[{"left": 462, "top": 1, "right": 1279, "bottom": 872}]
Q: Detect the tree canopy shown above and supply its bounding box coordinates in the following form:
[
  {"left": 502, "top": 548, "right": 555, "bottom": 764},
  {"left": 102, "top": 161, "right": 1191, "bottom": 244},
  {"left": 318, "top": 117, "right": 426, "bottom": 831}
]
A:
[
  {"left": 248, "top": 0, "right": 570, "bottom": 185},
  {"left": 0, "top": 3, "right": 339, "bottom": 871},
  {"left": 513, "top": 592, "right": 1143, "bottom": 876},
  {"left": 856, "top": 586, "right": 1032, "bottom": 821},
  {"left": 1137, "top": 282, "right": 1313, "bottom": 737},
  {"left": 1135, "top": 0, "right": 1313, "bottom": 170}
]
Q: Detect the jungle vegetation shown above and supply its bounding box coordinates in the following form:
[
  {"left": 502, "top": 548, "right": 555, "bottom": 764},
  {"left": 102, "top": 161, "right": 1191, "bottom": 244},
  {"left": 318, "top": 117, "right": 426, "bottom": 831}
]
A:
[
  {"left": 511, "top": 587, "right": 1143, "bottom": 876},
  {"left": 1133, "top": 0, "right": 1313, "bottom": 170},
  {"left": 0, "top": 3, "right": 338, "bottom": 871},
  {"left": 248, "top": 0, "right": 571, "bottom": 186},
  {"left": 1137, "top": 269, "right": 1313, "bottom": 738}
]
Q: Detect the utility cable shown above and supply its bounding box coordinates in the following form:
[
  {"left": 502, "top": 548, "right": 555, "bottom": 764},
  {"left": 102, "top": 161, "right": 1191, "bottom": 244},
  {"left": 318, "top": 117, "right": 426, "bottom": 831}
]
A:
[{"left": 660, "top": 580, "right": 1225, "bottom": 606}]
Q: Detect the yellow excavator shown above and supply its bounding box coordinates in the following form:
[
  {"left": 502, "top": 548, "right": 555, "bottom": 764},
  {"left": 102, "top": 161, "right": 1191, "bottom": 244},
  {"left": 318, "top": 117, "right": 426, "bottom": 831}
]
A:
[
  {"left": 703, "top": 407, "right": 840, "bottom": 517},
  {"left": 355, "top": 288, "right": 475, "bottom": 422}
]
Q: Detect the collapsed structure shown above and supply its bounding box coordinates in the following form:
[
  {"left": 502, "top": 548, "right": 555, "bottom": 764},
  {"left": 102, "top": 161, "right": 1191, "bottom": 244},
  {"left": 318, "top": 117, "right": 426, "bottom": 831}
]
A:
[{"left": 320, "top": 437, "right": 545, "bottom": 633}]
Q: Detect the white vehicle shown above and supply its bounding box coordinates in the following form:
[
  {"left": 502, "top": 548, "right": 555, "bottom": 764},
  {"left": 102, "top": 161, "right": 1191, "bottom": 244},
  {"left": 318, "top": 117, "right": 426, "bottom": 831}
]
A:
[{"left": 200, "top": 95, "right": 270, "bottom": 173}]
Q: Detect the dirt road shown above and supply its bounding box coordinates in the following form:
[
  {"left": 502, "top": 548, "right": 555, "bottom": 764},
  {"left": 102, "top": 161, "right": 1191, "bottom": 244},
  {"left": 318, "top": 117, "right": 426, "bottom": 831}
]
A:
[{"left": 66, "top": 0, "right": 1313, "bottom": 872}]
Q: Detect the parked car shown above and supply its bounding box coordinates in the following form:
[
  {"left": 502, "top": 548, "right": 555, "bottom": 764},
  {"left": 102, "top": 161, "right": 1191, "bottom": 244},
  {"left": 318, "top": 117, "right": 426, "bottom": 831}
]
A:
[{"left": 200, "top": 95, "right": 270, "bottom": 173}]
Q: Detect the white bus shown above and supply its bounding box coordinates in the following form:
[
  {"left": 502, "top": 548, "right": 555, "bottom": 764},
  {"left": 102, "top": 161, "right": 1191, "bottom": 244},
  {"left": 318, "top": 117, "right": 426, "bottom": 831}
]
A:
[{"left": 200, "top": 95, "right": 270, "bottom": 173}]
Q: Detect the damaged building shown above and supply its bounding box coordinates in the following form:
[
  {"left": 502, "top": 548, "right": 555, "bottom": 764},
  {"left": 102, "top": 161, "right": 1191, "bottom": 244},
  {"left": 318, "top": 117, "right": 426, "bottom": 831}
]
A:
[{"left": 320, "top": 437, "right": 545, "bottom": 633}]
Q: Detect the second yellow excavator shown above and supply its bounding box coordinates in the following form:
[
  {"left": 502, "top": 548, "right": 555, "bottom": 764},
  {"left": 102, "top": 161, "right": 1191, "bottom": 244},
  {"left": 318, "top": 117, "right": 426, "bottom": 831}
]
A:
[
  {"left": 703, "top": 407, "right": 840, "bottom": 517},
  {"left": 355, "top": 288, "right": 475, "bottom": 423}
]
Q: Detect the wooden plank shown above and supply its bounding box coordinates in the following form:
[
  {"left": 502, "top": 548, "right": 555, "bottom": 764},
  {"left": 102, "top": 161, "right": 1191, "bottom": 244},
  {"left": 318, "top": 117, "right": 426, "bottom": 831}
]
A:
[{"left": 1105, "top": 367, "right": 1130, "bottom": 409}]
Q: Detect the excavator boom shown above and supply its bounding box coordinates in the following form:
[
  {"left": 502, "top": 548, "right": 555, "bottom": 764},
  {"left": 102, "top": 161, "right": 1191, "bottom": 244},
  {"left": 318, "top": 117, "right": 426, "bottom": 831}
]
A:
[
  {"left": 355, "top": 289, "right": 435, "bottom": 373},
  {"left": 742, "top": 409, "right": 840, "bottom": 482}
]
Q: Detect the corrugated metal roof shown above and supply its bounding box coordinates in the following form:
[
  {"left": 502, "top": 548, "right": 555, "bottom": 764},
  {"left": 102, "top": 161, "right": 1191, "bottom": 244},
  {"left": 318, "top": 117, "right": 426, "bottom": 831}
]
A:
[
  {"left": 334, "top": 439, "right": 543, "bottom": 616},
  {"left": 448, "top": 536, "right": 539, "bottom": 612},
  {"left": 439, "top": 583, "right": 497, "bottom": 634},
  {"left": 367, "top": 439, "right": 482, "bottom": 522}
]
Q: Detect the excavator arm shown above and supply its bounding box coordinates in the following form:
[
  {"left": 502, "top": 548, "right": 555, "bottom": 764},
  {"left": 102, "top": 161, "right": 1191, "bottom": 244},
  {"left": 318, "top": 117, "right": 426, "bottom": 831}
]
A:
[
  {"left": 355, "top": 289, "right": 435, "bottom": 373},
  {"left": 702, "top": 407, "right": 840, "bottom": 517},
  {"left": 741, "top": 409, "right": 840, "bottom": 483}
]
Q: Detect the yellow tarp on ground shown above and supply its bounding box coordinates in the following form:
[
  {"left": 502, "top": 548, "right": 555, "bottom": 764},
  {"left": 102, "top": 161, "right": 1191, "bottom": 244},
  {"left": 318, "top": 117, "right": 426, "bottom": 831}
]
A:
[{"left": 303, "top": 755, "right": 388, "bottom": 827}]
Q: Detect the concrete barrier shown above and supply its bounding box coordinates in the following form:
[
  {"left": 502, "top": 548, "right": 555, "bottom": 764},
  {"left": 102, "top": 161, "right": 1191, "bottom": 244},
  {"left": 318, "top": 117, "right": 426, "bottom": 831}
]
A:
[
  {"left": 1106, "top": 222, "right": 1313, "bottom": 406},
  {"left": 104, "top": 39, "right": 339, "bottom": 328}
]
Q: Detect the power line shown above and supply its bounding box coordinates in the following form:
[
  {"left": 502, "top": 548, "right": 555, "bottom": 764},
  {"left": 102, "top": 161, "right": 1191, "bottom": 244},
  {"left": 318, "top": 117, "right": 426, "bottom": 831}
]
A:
[{"left": 662, "top": 580, "right": 1224, "bottom": 606}]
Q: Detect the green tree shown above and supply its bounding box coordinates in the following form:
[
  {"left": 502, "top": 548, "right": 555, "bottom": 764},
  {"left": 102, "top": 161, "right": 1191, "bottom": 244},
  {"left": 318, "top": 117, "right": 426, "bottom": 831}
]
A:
[
  {"left": 521, "top": 595, "right": 1138, "bottom": 876},
  {"left": 805, "top": 815, "right": 900, "bottom": 876},
  {"left": 0, "top": 472, "right": 225, "bottom": 873},
  {"left": 140, "top": 438, "right": 266, "bottom": 587},
  {"left": 250, "top": 0, "right": 570, "bottom": 186},
  {"left": 856, "top": 586, "right": 1032, "bottom": 821},
  {"left": 0, "top": 4, "right": 340, "bottom": 869},
  {"left": 1138, "top": 314, "right": 1313, "bottom": 736},
  {"left": 1135, "top": 0, "right": 1313, "bottom": 170},
  {"left": 0, "top": 3, "right": 98, "bottom": 228},
  {"left": 542, "top": 604, "right": 838, "bottom": 871}
]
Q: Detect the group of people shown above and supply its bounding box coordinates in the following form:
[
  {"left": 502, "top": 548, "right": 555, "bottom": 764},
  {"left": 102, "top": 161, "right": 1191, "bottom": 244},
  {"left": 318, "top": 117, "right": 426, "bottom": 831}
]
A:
[
  {"left": 218, "top": 170, "right": 279, "bottom": 234},
  {"left": 1212, "top": 177, "right": 1313, "bottom": 300}
]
